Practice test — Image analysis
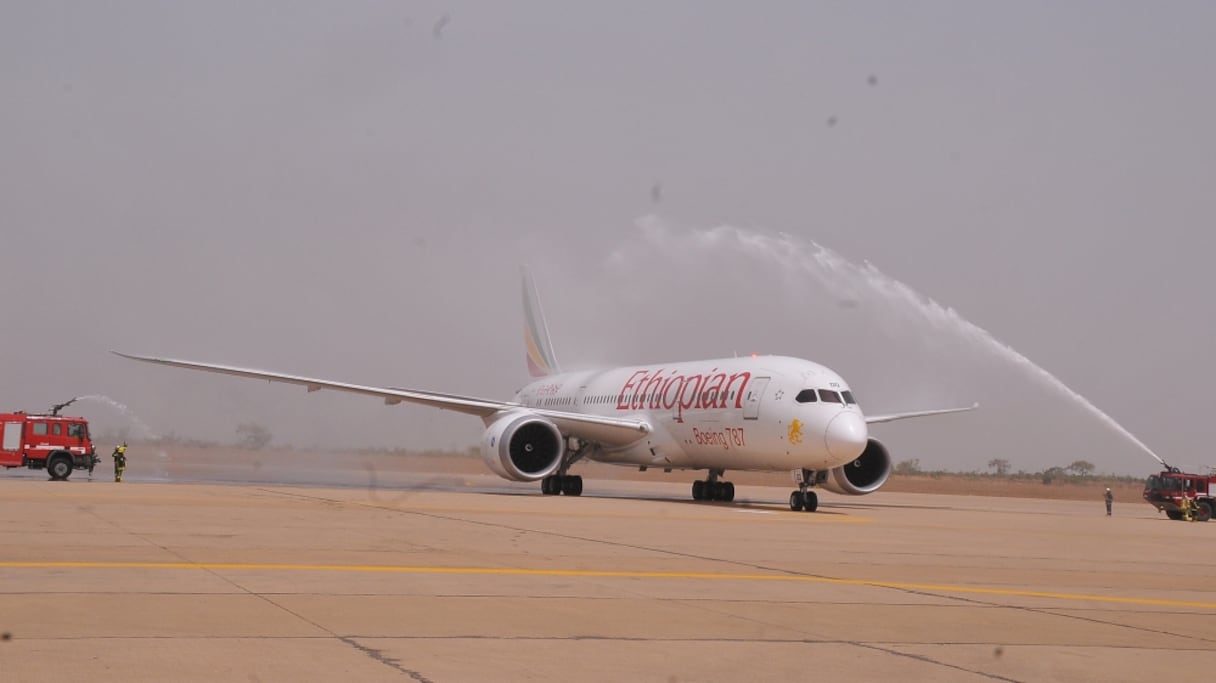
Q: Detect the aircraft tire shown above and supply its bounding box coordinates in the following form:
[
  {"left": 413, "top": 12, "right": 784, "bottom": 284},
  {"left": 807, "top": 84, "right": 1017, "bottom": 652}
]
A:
[
  {"left": 692, "top": 480, "right": 705, "bottom": 500},
  {"left": 803, "top": 491, "right": 819, "bottom": 512},
  {"left": 723, "top": 482, "right": 735, "bottom": 502},
  {"left": 541, "top": 476, "right": 558, "bottom": 495},
  {"left": 560, "top": 475, "right": 583, "bottom": 496},
  {"left": 789, "top": 491, "right": 805, "bottom": 511}
]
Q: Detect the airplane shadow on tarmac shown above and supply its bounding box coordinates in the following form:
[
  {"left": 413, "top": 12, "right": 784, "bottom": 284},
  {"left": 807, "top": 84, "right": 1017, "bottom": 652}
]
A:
[{"left": 470, "top": 487, "right": 856, "bottom": 517}]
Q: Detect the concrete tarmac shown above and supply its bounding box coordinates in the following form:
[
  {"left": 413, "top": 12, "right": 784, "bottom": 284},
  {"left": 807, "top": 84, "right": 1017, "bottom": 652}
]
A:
[{"left": 0, "top": 475, "right": 1213, "bottom": 682}]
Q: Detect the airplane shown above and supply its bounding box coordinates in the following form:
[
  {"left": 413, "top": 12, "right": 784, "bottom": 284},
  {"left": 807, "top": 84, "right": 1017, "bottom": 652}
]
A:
[{"left": 114, "top": 269, "right": 976, "bottom": 513}]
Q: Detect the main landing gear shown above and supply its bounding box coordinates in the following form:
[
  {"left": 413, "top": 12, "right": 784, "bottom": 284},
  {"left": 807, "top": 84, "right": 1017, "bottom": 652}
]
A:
[
  {"left": 541, "top": 474, "right": 583, "bottom": 496},
  {"left": 691, "top": 469, "right": 735, "bottom": 502},
  {"left": 540, "top": 438, "right": 590, "bottom": 496},
  {"left": 788, "top": 468, "right": 819, "bottom": 512}
]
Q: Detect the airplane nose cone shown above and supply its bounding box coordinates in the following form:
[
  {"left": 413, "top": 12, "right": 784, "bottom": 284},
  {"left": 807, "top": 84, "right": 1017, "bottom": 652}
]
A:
[{"left": 824, "top": 412, "right": 868, "bottom": 461}]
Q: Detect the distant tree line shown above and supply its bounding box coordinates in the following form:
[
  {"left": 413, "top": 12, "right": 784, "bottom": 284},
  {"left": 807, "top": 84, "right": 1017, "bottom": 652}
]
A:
[{"left": 894, "top": 457, "right": 1139, "bottom": 484}]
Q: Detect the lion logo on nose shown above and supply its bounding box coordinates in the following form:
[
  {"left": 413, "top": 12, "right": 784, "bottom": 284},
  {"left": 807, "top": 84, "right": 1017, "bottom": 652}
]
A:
[{"left": 787, "top": 419, "right": 804, "bottom": 445}]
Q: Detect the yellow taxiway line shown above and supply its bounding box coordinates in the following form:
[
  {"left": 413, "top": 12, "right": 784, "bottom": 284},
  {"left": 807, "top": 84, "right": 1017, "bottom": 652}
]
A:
[{"left": 1, "top": 561, "right": 1212, "bottom": 609}]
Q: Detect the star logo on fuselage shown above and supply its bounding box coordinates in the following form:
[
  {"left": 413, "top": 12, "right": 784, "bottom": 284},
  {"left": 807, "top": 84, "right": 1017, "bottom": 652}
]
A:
[{"left": 788, "top": 419, "right": 804, "bottom": 445}]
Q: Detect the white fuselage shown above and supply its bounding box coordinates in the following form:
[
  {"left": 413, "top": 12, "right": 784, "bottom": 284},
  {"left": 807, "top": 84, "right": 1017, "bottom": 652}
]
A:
[{"left": 515, "top": 355, "right": 868, "bottom": 472}]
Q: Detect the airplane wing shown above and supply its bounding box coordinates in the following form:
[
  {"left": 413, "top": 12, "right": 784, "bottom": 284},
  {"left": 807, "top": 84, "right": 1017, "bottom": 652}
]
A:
[
  {"left": 111, "top": 352, "right": 650, "bottom": 447},
  {"left": 864, "top": 402, "right": 979, "bottom": 425}
]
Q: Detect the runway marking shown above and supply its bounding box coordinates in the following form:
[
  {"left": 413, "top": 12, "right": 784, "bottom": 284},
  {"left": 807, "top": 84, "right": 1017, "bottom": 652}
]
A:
[{"left": 2, "top": 561, "right": 1213, "bottom": 610}]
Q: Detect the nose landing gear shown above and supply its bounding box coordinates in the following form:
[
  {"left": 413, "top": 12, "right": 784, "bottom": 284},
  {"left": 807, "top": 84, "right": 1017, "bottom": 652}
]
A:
[
  {"left": 789, "top": 468, "right": 820, "bottom": 512},
  {"left": 788, "top": 489, "right": 818, "bottom": 512}
]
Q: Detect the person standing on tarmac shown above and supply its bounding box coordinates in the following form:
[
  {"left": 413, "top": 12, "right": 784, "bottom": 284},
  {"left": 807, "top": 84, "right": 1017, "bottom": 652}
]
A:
[
  {"left": 1104, "top": 487, "right": 1113, "bottom": 516},
  {"left": 112, "top": 443, "right": 127, "bottom": 482}
]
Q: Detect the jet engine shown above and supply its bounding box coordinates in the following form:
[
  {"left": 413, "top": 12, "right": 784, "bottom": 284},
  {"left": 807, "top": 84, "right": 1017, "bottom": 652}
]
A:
[
  {"left": 822, "top": 438, "right": 891, "bottom": 496},
  {"left": 480, "top": 412, "right": 565, "bottom": 482}
]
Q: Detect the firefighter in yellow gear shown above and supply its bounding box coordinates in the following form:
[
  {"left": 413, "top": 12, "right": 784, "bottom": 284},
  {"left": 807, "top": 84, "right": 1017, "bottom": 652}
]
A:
[
  {"left": 112, "top": 443, "right": 127, "bottom": 483},
  {"left": 1180, "top": 496, "right": 1193, "bottom": 522}
]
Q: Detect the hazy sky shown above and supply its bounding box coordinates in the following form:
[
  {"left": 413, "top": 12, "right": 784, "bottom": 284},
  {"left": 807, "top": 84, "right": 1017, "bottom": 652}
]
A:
[{"left": 3, "top": 1, "right": 1213, "bottom": 476}]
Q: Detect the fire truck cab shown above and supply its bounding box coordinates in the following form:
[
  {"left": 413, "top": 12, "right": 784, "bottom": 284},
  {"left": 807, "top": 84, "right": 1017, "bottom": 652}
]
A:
[{"left": 0, "top": 411, "right": 99, "bottom": 480}]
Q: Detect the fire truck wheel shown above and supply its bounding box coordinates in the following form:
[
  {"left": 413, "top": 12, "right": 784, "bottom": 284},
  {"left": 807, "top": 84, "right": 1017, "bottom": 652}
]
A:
[
  {"left": 1196, "top": 502, "right": 1212, "bottom": 522},
  {"left": 1166, "top": 510, "right": 1184, "bottom": 521},
  {"left": 48, "top": 455, "right": 73, "bottom": 481}
]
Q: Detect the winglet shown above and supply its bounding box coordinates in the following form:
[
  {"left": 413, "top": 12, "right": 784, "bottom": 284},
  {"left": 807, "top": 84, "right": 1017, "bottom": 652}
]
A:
[{"left": 522, "top": 267, "right": 561, "bottom": 377}]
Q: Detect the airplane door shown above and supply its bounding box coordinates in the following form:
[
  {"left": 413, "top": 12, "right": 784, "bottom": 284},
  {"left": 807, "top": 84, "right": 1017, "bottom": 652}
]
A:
[
  {"left": 742, "top": 377, "right": 770, "bottom": 420},
  {"left": 3, "top": 422, "right": 22, "bottom": 451}
]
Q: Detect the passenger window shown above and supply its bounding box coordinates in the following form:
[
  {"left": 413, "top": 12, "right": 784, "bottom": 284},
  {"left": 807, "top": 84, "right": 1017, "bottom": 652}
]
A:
[
  {"left": 795, "top": 389, "right": 818, "bottom": 403},
  {"left": 33, "top": 423, "right": 48, "bottom": 436},
  {"left": 819, "top": 390, "right": 842, "bottom": 404},
  {"left": 842, "top": 391, "right": 855, "bottom": 405}
]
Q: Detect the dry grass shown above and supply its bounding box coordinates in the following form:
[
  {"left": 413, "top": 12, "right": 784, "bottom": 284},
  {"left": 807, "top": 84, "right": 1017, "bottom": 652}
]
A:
[{"left": 882, "top": 473, "right": 1142, "bottom": 502}]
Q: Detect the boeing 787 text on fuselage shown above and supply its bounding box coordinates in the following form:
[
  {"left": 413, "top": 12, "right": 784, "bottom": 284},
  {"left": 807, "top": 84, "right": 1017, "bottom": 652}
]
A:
[{"left": 116, "top": 270, "right": 975, "bottom": 512}]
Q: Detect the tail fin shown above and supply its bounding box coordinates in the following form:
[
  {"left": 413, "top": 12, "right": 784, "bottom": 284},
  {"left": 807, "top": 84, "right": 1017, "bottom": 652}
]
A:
[{"left": 522, "top": 267, "right": 561, "bottom": 377}]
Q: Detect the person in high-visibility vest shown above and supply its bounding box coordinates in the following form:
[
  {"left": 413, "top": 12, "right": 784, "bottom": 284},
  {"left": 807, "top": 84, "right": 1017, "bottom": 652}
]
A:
[
  {"left": 112, "top": 443, "right": 127, "bottom": 483},
  {"left": 1180, "top": 495, "right": 1193, "bottom": 522}
]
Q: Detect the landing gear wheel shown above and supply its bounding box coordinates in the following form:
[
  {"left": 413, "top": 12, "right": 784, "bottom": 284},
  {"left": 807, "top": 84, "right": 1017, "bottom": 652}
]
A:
[
  {"left": 692, "top": 480, "right": 705, "bottom": 501},
  {"left": 802, "top": 490, "right": 818, "bottom": 512},
  {"left": 542, "top": 475, "right": 584, "bottom": 496},
  {"left": 789, "top": 491, "right": 805, "bottom": 511},
  {"left": 692, "top": 475, "right": 735, "bottom": 502}
]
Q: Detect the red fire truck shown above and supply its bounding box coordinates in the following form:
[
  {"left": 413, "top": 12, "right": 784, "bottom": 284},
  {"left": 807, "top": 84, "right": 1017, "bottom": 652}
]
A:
[
  {"left": 0, "top": 399, "right": 100, "bottom": 480},
  {"left": 1143, "top": 468, "right": 1215, "bottom": 522}
]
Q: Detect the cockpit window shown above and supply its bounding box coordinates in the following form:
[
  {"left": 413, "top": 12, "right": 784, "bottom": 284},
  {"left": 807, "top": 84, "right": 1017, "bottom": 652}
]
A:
[
  {"left": 841, "top": 391, "right": 855, "bottom": 405},
  {"left": 818, "top": 390, "right": 842, "bottom": 404},
  {"left": 794, "top": 389, "right": 818, "bottom": 403}
]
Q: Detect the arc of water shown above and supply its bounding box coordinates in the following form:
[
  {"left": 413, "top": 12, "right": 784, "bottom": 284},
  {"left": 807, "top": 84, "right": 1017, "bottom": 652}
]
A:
[
  {"left": 75, "top": 395, "right": 159, "bottom": 441},
  {"left": 625, "top": 216, "right": 1166, "bottom": 467}
]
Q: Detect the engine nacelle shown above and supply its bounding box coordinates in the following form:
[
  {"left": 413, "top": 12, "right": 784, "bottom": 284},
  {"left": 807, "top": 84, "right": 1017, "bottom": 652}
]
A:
[
  {"left": 822, "top": 438, "right": 891, "bottom": 496},
  {"left": 480, "top": 412, "right": 565, "bottom": 482}
]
